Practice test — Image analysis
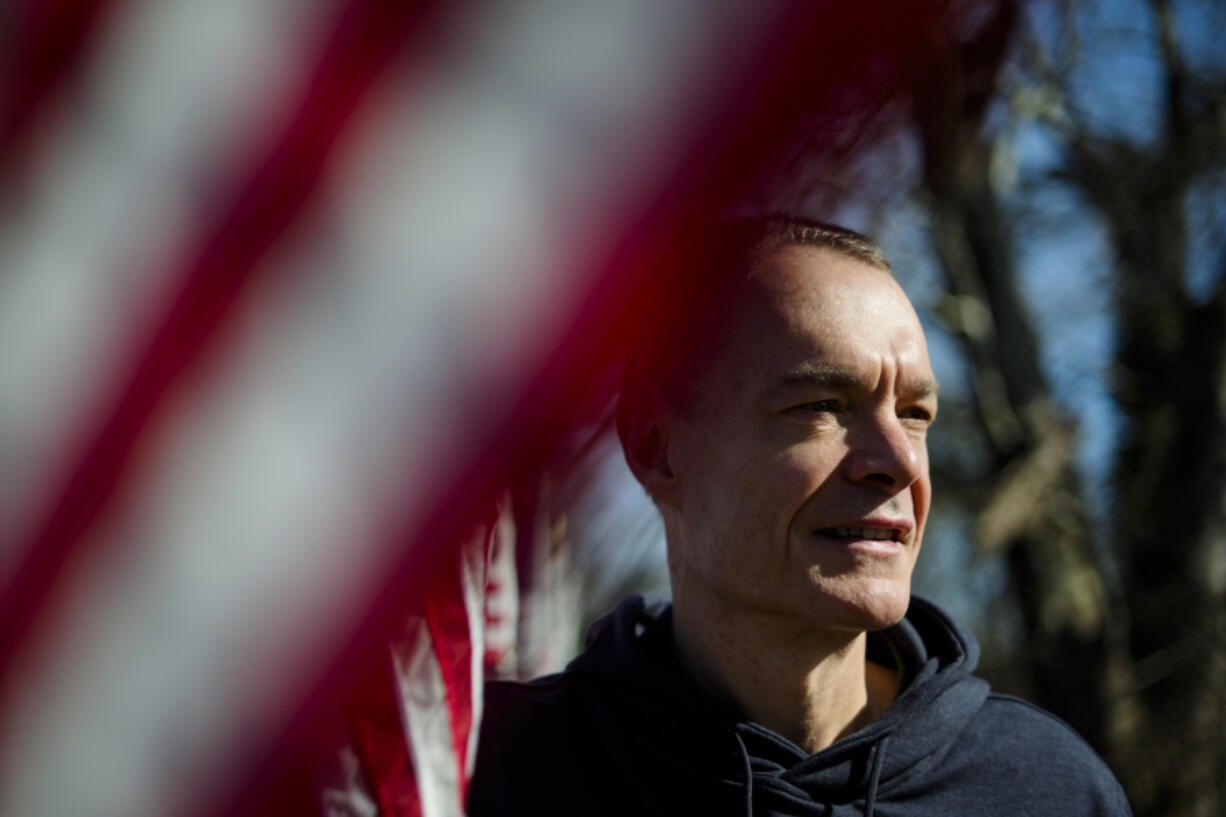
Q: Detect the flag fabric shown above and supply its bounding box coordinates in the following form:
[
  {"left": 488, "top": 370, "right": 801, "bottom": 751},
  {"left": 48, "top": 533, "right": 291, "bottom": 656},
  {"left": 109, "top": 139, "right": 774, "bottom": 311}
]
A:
[
  {"left": 328, "top": 488, "right": 571, "bottom": 817},
  {"left": 338, "top": 502, "right": 502, "bottom": 817},
  {"left": 0, "top": 1, "right": 943, "bottom": 815}
]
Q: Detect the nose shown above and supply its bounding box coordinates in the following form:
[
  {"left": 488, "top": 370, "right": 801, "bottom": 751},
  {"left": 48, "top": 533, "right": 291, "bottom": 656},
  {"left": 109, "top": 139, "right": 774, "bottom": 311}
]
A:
[{"left": 842, "top": 411, "right": 925, "bottom": 491}]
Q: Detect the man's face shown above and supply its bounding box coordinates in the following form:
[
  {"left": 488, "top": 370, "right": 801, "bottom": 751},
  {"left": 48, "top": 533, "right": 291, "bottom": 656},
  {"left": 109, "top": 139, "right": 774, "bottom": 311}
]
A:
[{"left": 659, "top": 245, "right": 937, "bottom": 633}]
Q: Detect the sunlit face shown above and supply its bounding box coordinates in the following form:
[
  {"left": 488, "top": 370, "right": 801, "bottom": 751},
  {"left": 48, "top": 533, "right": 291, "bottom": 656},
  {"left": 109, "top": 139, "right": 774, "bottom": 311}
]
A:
[{"left": 659, "top": 245, "right": 937, "bottom": 633}]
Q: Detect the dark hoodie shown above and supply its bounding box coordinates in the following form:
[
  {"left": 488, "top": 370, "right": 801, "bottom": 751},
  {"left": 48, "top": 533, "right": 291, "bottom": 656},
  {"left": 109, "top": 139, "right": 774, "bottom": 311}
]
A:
[{"left": 469, "top": 595, "right": 1131, "bottom": 816}]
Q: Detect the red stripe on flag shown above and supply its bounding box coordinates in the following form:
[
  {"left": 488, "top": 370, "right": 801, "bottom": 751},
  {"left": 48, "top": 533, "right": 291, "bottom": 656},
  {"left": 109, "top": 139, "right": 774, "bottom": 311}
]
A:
[
  {"left": 422, "top": 584, "right": 475, "bottom": 805},
  {"left": 348, "top": 660, "right": 425, "bottom": 817},
  {"left": 345, "top": 504, "right": 501, "bottom": 816}
]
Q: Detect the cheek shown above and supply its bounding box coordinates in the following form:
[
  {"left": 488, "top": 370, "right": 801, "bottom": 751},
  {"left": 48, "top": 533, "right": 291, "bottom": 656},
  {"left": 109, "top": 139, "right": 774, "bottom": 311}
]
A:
[
  {"left": 909, "top": 470, "right": 933, "bottom": 551},
  {"left": 914, "top": 443, "right": 932, "bottom": 509},
  {"left": 914, "top": 474, "right": 932, "bottom": 515},
  {"left": 775, "top": 440, "right": 845, "bottom": 493},
  {"left": 680, "top": 447, "right": 802, "bottom": 552}
]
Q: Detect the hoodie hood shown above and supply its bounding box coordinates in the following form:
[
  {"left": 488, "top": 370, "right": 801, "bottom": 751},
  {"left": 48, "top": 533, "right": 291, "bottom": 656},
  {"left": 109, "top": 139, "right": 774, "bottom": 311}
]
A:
[{"left": 565, "top": 595, "right": 991, "bottom": 816}]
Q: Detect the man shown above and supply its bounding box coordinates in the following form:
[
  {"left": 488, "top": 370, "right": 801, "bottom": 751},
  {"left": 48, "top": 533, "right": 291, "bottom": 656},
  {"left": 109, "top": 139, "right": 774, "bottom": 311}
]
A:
[{"left": 468, "top": 216, "right": 1131, "bottom": 816}]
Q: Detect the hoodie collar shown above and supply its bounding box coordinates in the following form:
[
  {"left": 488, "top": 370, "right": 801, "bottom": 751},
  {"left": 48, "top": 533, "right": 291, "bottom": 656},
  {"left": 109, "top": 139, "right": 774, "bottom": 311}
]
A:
[{"left": 568, "top": 595, "right": 991, "bottom": 811}]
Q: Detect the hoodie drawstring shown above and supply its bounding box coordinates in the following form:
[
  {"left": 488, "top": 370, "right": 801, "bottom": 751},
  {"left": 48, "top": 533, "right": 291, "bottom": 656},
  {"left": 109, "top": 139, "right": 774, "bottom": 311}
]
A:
[
  {"left": 733, "top": 730, "right": 753, "bottom": 817},
  {"left": 731, "top": 730, "right": 891, "bottom": 816},
  {"left": 863, "top": 734, "right": 890, "bottom": 817}
]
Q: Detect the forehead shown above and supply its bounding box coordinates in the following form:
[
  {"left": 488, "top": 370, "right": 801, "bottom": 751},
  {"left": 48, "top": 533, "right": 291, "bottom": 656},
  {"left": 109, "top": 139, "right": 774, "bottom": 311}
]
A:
[{"left": 706, "top": 245, "right": 933, "bottom": 393}]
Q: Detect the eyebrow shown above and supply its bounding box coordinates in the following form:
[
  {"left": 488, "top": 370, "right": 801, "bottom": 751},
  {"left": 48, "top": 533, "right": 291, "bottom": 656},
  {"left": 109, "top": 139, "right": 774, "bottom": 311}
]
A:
[{"left": 773, "top": 364, "right": 940, "bottom": 399}]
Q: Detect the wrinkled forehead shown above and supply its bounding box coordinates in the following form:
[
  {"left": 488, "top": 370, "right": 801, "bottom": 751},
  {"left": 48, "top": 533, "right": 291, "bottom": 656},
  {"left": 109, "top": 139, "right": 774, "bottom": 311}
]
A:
[
  {"left": 736, "top": 245, "right": 924, "bottom": 338},
  {"left": 694, "top": 245, "right": 933, "bottom": 392},
  {"left": 624, "top": 240, "right": 929, "bottom": 418}
]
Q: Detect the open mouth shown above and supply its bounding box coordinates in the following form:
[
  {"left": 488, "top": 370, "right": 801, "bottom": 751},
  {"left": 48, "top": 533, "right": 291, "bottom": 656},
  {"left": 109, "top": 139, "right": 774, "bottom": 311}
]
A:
[{"left": 816, "top": 526, "right": 903, "bottom": 543}]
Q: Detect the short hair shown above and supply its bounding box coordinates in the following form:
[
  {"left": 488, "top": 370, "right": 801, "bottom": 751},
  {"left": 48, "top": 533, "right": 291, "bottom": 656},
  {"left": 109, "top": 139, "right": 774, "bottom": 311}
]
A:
[
  {"left": 619, "top": 214, "right": 892, "bottom": 417},
  {"left": 714, "top": 214, "right": 892, "bottom": 281}
]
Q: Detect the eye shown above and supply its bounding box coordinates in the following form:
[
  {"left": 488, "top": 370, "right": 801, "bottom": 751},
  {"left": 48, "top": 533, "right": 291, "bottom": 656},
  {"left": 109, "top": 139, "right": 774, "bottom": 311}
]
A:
[
  {"left": 899, "top": 404, "right": 935, "bottom": 423},
  {"left": 796, "top": 399, "right": 840, "bottom": 413}
]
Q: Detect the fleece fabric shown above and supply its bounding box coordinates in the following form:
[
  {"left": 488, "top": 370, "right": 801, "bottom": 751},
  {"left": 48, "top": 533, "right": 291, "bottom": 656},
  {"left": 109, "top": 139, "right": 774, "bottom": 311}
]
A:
[{"left": 468, "top": 595, "right": 1132, "bottom": 816}]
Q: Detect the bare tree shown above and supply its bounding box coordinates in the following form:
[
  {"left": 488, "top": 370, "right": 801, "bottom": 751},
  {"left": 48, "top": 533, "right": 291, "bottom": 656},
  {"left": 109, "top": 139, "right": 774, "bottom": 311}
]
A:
[{"left": 890, "top": 0, "right": 1226, "bottom": 814}]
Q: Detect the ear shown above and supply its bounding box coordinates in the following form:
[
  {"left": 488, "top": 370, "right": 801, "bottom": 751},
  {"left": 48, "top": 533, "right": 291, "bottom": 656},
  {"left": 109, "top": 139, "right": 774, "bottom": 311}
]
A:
[{"left": 616, "top": 389, "right": 678, "bottom": 504}]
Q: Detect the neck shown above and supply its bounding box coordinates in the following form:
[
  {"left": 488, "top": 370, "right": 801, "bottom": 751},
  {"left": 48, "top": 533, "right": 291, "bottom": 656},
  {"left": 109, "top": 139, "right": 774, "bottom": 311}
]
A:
[{"left": 671, "top": 590, "right": 898, "bottom": 755}]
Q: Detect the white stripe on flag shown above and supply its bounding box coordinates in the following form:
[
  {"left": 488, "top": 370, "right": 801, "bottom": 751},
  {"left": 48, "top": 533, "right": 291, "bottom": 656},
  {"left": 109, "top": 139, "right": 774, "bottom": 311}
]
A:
[
  {"left": 392, "top": 619, "right": 461, "bottom": 817},
  {"left": 460, "top": 527, "right": 488, "bottom": 783}
]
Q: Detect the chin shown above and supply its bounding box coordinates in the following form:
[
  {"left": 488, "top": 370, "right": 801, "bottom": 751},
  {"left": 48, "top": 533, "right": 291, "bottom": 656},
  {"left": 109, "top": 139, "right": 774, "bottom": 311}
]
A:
[{"left": 816, "top": 579, "right": 912, "bottom": 632}]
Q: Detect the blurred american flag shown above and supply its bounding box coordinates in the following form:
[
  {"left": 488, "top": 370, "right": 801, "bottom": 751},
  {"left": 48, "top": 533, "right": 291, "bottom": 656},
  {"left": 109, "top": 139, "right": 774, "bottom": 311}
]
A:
[{"left": 0, "top": 1, "right": 940, "bottom": 814}]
